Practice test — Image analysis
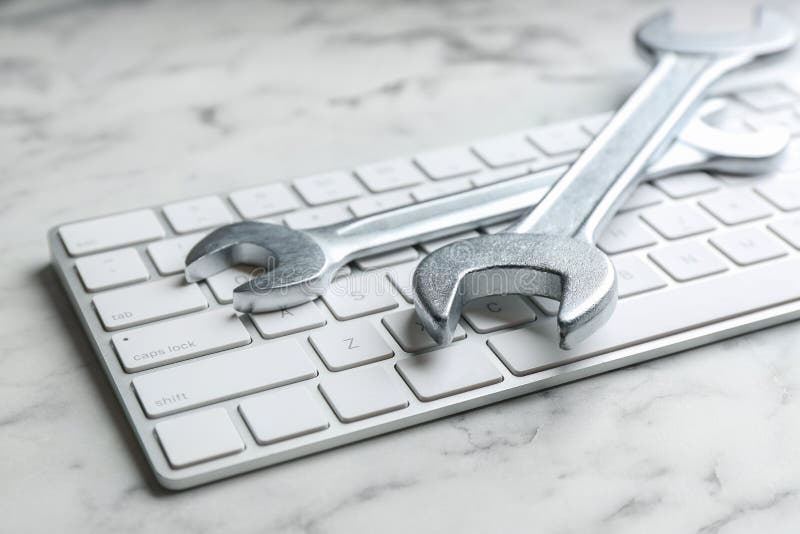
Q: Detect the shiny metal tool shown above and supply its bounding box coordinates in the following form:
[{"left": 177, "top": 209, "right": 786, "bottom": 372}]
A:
[
  {"left": 412, "top": 7, "right": 796, "bottom": 349},
  {"left": 185, "top": 98, "right": 788, "bottom": 313}
]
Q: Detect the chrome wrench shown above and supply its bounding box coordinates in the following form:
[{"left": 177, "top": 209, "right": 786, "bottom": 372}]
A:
[
  {"left": 184, "top": 98, "right": 788, "bottom": 313},
  {"left": 412, "top": 7, "right": 796, "bottom": 348}
]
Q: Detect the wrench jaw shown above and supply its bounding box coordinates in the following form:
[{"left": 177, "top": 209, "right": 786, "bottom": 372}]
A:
[
  {"left": 412, "top": 268, "right": 462, "bottom": 347},
  {"left": 646, "top": 98, "right": 791, "bottom": 179},
  {"left": 184, "top": 220, "right": 333, "bottom": 313},
  {"left": 558, "top": 264, "right": 617, "bottom": 350},
  {"left": 184, "top": 221, "right": 284, "bottom": 283},
  {"left": 232, "top": 258, "right": 332, "bottom": 313},
  {"left": 412, "top": 234, "right": 617, "bottom": 349},
  {"left": 409, "top": 9, "right": 793, "bottom": 350},
  {"left": 635, "top": 6, "right": 796, "bottom": 59},
  {"left": 180, "top": 95, "right": 789, "bottom": 320}
]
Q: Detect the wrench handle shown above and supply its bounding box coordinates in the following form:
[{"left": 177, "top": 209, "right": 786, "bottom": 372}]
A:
[
  {"left": 314, "top": 168, "right": 564, "bottom": 263},
  {"left": 509, "top": 52, "right": 745, "bottom": 241}
]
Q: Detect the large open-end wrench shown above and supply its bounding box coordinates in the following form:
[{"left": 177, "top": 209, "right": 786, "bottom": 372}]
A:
[
  {"left": 412, "top": 7, "right": 796, "bottom": 348},
  {"left": 184, "top": 98, "right": 787, "bottom": 313}
]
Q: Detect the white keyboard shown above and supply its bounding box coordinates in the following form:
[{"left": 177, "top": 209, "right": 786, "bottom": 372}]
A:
[{"left": 49, "top": 80, "right": 800, "bottom": 490}]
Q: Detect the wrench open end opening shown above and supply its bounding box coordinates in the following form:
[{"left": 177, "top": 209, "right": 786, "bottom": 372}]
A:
[
  {"left": 636, "top": 6, "right": 796, "bottom": 59},
  {"left": 231, "top": 261, "right": 330, "bottom": 314},
  {"left": 412, "top": 234, "right": 617, "bottom": 349},
  {"left": 185, "top": 221, "right": 332, "bottom": 312},
  {"left": 185, "top": 221, "right": 288, "bottom": 282}
]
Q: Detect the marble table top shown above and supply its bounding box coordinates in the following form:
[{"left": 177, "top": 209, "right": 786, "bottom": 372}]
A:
[{"left": 2, "top": 0, "right": 800, "bottom": 532}]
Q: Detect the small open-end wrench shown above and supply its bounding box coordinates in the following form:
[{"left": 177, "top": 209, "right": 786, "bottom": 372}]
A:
[
  {"left": 412, "top": 7, "right": 796, "bottom": 349},
  {"left": 183, "top": 99, "right": 787, "bottom": 313}
]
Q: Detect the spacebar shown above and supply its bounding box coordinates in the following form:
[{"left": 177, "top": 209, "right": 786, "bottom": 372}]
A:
[{"left": 489, "top": 258, "right": 800, "bottom": 376}]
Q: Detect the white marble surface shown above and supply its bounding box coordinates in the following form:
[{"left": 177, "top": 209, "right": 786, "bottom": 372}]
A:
[{"left": 3, "top": 0, "right": 800, "bottom": 532}]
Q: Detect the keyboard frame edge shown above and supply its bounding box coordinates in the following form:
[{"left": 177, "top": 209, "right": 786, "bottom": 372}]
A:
[{"left": 45, "top": 72, "right": 800, "bottom": 490}]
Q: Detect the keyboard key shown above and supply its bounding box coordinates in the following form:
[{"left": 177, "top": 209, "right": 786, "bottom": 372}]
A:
[
  {"left": 133, "top": 339, "right": 316, "bottom": 417},
  {"left": 355, "top": 159, "right": 425, "bottom": 192},
  {"left": 472, "top": 135, "right": 540, "bottom": 167},
  {"left": 736, "top": 85, "right": 797, "bottom": 111},
  {"left": 597, "top": 215, "right": 658, "bottom": 254},
  {"left": 385, "top": 260, "right": 421, "bottom": 302},
  {"left": 410, "top": 177, "right": 473, "bottom": 202},
  {"left": 75, "top": 248, "right": 149, "bottom": 292},
  {"left": 769, "top": 215, "right": 800, "bottom": 248},
  {"left": 528, "top": 123, "right": 591, "bottom": 155},
  {"left": 648, "top": 241, "right": 728, "bottom": 282},
  {"left": 112, "top": 308, "right": 251, "bottom": 372},
  {"left": 59, "top": 209, "right": 164, "bottom": 256},
  {"left": 382, "top": 308, "right": 466, "bottom": 353},
  {"left": 641, "top": 204, "right": 716, "bottom": 239},
  {"left": 709, "top": 105, "right": 753, "bottom": 133},
  {"left": 147, "top": 233, "right": 206, "bottom": 275},
  {"left": 710, "top": 227, "right": 787, "bottom": 266},
  {"left": 321, "top": 272, "right": 397, "bottom": 320},
  {"left": 785, "top": 79, "right": 800, "bottom": 97},
  {"left": 745, "top": 108, "right": 800, "bottom": 137},
  {"left": 783, "top": 140, "right": 800, "bottom": 172},
  {"left": 319, "top": 366, "right": 408, "bottom": 422},
  {"left": 710, "top": 115, "right": 753, "bottom": 137},
  {"left": 611, "top": 255, "right": 667, "bottom": 298},
  {"left": 163, "top": 196, "right": 233, "bottom": 234},
  {"left": 483, "top": 221, "right": 511, "bottom": 234},
  {"left": 756, "top": 180, "right": 800, "bottom": 211},
  {"left": 462, "top": 295, "right": 537, "bottom": 333},
  {"left": 488, "top": 326, "right": 584, "bottom": 376},
  {"left": 155, "top": 408, "right": 244, "bottom": 468},
  {"left": 284, "top": 204, "right": 351, "bottom": 229},
  {"left": 250, "top": 302, "right": 326, "bottom": 339},
  {"left": 470, "top": 164, "right": 533, "bottom": 187},
  {"left": 415, "top": 147, "right": 483, "bottom": 180},
  {"left": 395, "top": 345, "right": 503, "bottom": 401},
  {"left": 293, "top": 171, "right": 365, "bottom": 205},
  {"left": 94, "top": 278, "right": 208, "bottom": 331},
  {"left": 335, "top": 265, "right": 356, "bottom": 278},
  {"left": 530, "top": 153, "right": 577, "bottom": 173},
  {"left": 354, "top": 247, "right": 419, "bottom": 271},
  {"left": 619, "top": 184, "right": 664, "bottom": 212},
  {"left": 488, "top": 257, "right": 800, "bottom": 376},
  {"left": 531, "top": 296, "right": 559, "bottom": 316},
  {"left": 240, "top": 387, "right": 329, "bottom": 445},
  {"left": 348, "top": 191, "right": 412, "bottom": 218},
  {"left": 420, "top": 230, "right": 481, "bottom": 253},
  {"left": 653, "top": 172, "right": 719, "bottom": 198},
  {"left": 206, "top": 265, "right": 258, "bottom": 304},
  {"left": 581, "top": 112, "right": 612, "bottom": 135},
  {"left": 310, "top": 321, "right": 394, "bottom": 371},
  {"left": 699, "top": 190, "right": 773, "bottom": 225},
  {"left": 229, "top": 183, "right": 301, "bottom": 219}
]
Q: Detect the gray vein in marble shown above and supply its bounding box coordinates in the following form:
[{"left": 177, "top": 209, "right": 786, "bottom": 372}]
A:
[
  {"left": 329, "top": 78, "right": 410, "bottom": 108},
  {"left": 704, "top": 465, "right": 723, "bottom": 495},
  {"left": 333, "top": 25, "right": 576, "bottom": 66},
  {"left": 0, "top": 0, "right": 144, "bottom": 26},
  {"left": 271, "top": 478, "right": 419, "bottom": 534},
  {"left": 0, "top": 56, "right": 51, "bottom": 90},
  {"left": 441, "top": 414, "right": 541, "bottom": 457},
  {"left": 604, "top": 494, "right": 664, "bottom": 523},
  {"left": 194, "top": 105, "right": 232, "bottom": 136},
  {"left": 697, "top": 490, "right": 799, "bottom": 534}
]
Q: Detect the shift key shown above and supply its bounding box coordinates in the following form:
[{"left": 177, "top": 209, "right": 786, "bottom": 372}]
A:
[
  {"left": 133, "top": 339, "right": 316, "bottom": 417},
  {"left": 93, "top": 277, "right": 208, "bottom": 331},
  {"left": 112, "top": 309, "right": 251, "bottom": 372}
]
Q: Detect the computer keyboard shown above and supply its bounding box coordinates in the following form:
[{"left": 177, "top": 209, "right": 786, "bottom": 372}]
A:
[{"left": 49, "top": 79, "right": 800, "bottom": 490}]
